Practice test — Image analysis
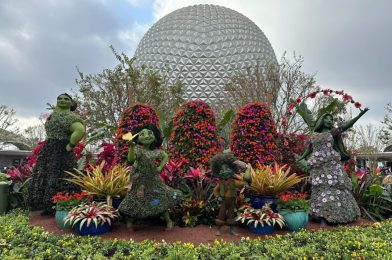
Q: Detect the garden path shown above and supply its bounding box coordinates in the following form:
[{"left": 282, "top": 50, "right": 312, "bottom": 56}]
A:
[{"left": 29, "top": 212, "right": 372, "bottom": 245}]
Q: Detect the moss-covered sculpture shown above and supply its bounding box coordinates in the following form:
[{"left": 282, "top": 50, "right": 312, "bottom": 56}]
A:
[
  {"left": 297, "top": 108, "right": 369, "bottom": 224},
  {"left": 209, "top": 153, "right": 245, "bottom": 236},
  {"left": 28, "top": 93, "right": 85, "bottom": 214},
  {"left": 118, "top": 123, "right": 183, "bottom": 229}
]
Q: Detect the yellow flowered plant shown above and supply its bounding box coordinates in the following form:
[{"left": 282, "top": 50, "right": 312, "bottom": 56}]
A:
[
  {"left": 250, "top": 162, "right": 304, "bottom": 196},
  {"left": 66, "top": 162, "right": 131, "bottom": 206}
]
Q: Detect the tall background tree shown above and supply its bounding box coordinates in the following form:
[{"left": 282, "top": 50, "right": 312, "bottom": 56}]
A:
[
  {"left": 74, "top": 46, "right": 185, "bottom": 139},
  {"left": 379, "top": 103, "right": 392, "bottom": 145},
  {"left": 214, "top": 53, "right": 318, "bottom": 141}
]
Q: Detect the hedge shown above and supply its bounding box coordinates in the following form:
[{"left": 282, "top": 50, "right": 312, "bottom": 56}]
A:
[{"left": 0, "top": 210, "right": 391, "bottom": 259}]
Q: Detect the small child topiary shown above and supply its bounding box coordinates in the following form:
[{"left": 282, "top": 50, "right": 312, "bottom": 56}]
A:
[{"left": 114, "top": 103, "right": 160, "bottom": 162}]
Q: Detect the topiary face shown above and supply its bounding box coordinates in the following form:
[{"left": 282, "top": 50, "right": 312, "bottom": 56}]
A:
[
  {"left": 137, "top": 129, "right": 156, "bottom": 146},
  {"left": 56, "top": 94, "right": 73, "bottom": 110}
]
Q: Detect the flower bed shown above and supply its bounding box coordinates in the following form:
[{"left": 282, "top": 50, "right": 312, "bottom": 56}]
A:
[{"left": 1, "top": 210, "right": 391, "bottom": 258}]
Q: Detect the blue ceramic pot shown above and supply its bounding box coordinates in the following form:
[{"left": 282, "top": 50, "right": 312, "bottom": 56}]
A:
[
  {"left": 74, "top": 222, "right": 111, "bottom": 236},
  {"left": 247, "top": 223, "right": 274, "bottom": 235},
  {"left": 279, "top": 210, "right": 308, "bottom": 231},
  {"left": 55, "top": 210, "right": 71, "bottom": 229},
  {"left": 112, "top": 197, "right": 123, "bottom": 209},
  {"left": 250, "top": 195, "right": 278, "bottom": 211}
]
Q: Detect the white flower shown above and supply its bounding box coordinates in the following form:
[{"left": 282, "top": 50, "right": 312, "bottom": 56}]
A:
[
  {"left": 336, "top": 190, "right": 341, "bottom": 194},
  {"left": 327, "top": 143, "right": 332, "bottom": 147},
  {"left": 316, "top": 177, "right": 320, "bottom": 181},
  {"left": 315, "top": 152, "right": 319, "bottom": 156},
  {"left": 329, "top": 196, "right": 334, "bottom": 200},
  {"left": 327, "top": 175, "right": 332, "bottom": 179},
  {"left": 322, "top": 198, "right": 327, "bottom": 203},
  {"left": 337, "top": 202, "right": 341, "bottom": 207},
  {"left": 321, "top": 174, "right": 325, "bottom": 177},
  {"left": 327, "top": 191, "right": 331, "bottom": 194},
  {"left": 321, "top": 192, "right": 326, "bottom": 197},
  {"left": 328, "top": 180, "right": 333, "bottom": 185}
]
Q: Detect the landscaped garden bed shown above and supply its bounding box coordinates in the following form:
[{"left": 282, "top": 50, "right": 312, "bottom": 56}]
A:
[{"left": 1, "top": 210, "right": 391, "bottom": 259}]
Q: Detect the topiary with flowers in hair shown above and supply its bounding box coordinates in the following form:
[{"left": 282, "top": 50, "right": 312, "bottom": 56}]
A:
[
  {"left": 230, "top": 102, "right": 278, "bottom": 168},
  {"left": 114, "top": 103, "right": 160, "bottom": 162},
  {"left": 169, "top": 100, "right": 222, "bottom": 171}
]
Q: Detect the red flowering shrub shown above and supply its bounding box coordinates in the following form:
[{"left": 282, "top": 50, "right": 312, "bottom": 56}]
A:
[
  {"left": 169, "top": 100, "right": 222, "bottom": 170},
  {"left": 52, "top": 191, "right": 92, "bottom": 211},
  {"left": 275, "top": 132, "right": 309, "bottom": 175},
  {"left": 85, "top": 142, "right": 119, "bottom": 173},
  {"left": 114, "top": 103, "right": 160, "bottom": 161},
  {"left": 277, "top": 191, "right": 310, "bottom": 212},
  {"left": 25, "top": 141, "right": 45, "bottom": 167},
  {"left": 230, "top": 102, "right": 278, "bottom": 167}
]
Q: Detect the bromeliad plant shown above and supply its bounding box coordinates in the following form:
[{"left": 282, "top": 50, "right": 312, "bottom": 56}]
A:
[
  {"left": 250, "top": 162, "right": 304, "bottom": 196},
  {"left": 277, "top": 191, "right": 310, "bottom": 212},
  {"left": 64, "top": 202, "right": 119, "bottom": 230},
  {"left": 236, "top": 203, "right": 285, "bottom": 228},
  {"left": 52, "top": 191, "right": 92, "bottom": 211},
  {"left": 66, "top": 162, "right": 131, "bottom": 206}
]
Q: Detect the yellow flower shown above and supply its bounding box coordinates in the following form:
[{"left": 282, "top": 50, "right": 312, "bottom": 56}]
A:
[{"left": 351, "top": 251, "right": 356, "bottom": 257}]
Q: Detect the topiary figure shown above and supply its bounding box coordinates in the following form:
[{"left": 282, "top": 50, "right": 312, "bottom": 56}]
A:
[
  {"left": 114, "top": 103, "right": 159, "bottom": 162},
  {"left": 230, "top": 102, "right": 278, "bottom": 168},
  {"left": 169, "top": 100, "right": 222, "bottom": 170}
]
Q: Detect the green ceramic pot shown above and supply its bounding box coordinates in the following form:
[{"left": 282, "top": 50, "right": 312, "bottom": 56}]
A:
[
  {"left": 55, "top": 210, "right": 71, "bottom": 229},
  {"left": 279, "top": 210, "right": 308, "bottom": 231}
]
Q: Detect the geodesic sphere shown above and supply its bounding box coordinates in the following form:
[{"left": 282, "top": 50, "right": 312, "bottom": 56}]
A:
[{"left": 134, "top": 4, "right": 277, "bottom": 103}]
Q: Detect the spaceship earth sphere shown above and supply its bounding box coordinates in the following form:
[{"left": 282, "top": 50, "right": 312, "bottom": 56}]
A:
[{"left": 134, "top": 4, "right": 277, "bottom": 103}]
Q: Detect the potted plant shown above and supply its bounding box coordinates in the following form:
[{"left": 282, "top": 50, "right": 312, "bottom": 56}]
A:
[
  {"left": 277, "top": 191, "right": 310, "bottom": 231},
  {"left": 249, "top": 162, "right": 304, "bottom": 211},
  {"left": 66, "top": 162, "right": 131, "bottom": 207},
  {"left": 64, "top": 202, "right": 119, "bottom": 236},
  {"left": 52, "top": 191, "right": 91, "bottom": 229},
  {"left": 236, "top": 203, "right": 285, "bottom": 235},
  {"left": 0, "top": 172, "right": 11, "bottom": 215}
]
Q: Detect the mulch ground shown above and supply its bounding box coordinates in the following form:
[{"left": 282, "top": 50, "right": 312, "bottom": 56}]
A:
[{"left": 29, "top": 212, "right": 373, "bottom": 245}]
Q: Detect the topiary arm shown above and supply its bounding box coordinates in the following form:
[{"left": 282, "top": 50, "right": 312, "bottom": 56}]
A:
[
  {"left": 66, "top": 122, "right": 85, "bottom": 151},
  {"left": 341, "top": 108, "right": 369, "bottom": 131},
  {"left": 127, "top": 142, "right": 136, "bottom": 163},
  {"left": 157, "top": 150, "right": 169, "bottom": 172}
]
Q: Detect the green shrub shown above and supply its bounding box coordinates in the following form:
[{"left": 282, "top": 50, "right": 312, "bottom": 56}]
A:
[{"left": 1, "top": 210, "right": 391, "bottom": 259}]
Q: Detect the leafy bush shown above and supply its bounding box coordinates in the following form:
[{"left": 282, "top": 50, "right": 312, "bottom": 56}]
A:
[
  {"left": 170, "top": 100, "right": 222, "bottom": 170},
  {"left": 230, "top": 102, "right": 278, "bottom": 167},
  {"left": 1, "top": 210, "right": 392, "bottom": 259}
]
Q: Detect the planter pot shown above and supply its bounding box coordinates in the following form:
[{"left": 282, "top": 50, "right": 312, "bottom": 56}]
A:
[
  {"left": 247, "top": 223, "right": 274, "bottom": 235},
  {"left": 74, "top": 222, "right": 111, "bottom": 236},
  {"left": 250, "top": 195, "right": 278, "bottom": 211},
  {"left": 112, "top": 197, "right": 123, "bottom": 209},
  {"left": 279, "top": 210, "right": 308, "bottom": 231},
  {"left": 0, "top": 182, "right": 9, "bottom": 215},
  {"left": 55, "top": 210, "right": 71, "bottom": 229}
]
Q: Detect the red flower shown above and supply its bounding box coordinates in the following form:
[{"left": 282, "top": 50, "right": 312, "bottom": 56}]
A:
[
  {"left": 354, "top": 102, "right": 361, "bottom": 108},
  {"left": 308, "top": 92, "right": 317, "bottom": 98},
  {"left": 296, "top": 98, "right": 302, "bottom": 104}
]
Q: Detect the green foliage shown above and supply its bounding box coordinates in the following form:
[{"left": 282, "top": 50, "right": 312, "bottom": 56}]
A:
[
  {"left": 351, "top": 173, "right": 392, "bottom": 221},
  {"left": 1, "top": 211, "right": 392, "bottom": 258}
]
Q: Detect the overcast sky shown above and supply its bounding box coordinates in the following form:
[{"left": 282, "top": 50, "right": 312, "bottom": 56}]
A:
[{"left": 0, "top": 0, "right": 391, "bottom": 130}]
